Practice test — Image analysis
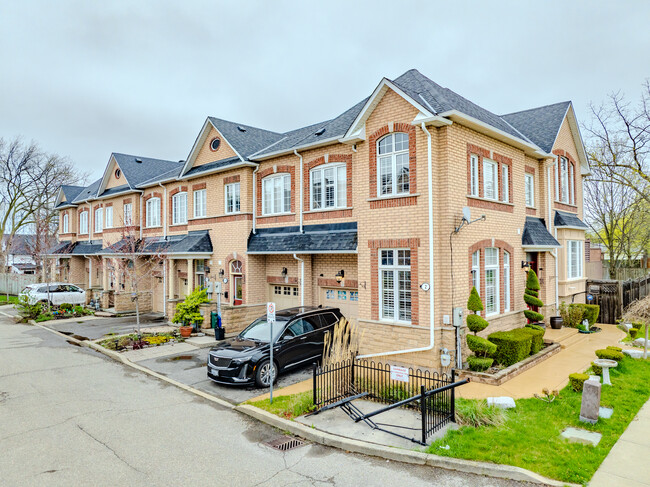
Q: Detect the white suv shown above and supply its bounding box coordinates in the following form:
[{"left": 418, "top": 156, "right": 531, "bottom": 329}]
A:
[{"left": 19, "top": 283, "right": 86, "bottom": 306}]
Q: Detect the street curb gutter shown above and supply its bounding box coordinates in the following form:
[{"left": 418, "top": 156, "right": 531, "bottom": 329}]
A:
[
  {"left": 33, "top": 323, "right": 235, "bottom": 411},
  {"left": 234, "top": 405, "right": 578, "bottom": 487},
  {"left": 33, "top": 323, "right": 575, "bottom": 486}
]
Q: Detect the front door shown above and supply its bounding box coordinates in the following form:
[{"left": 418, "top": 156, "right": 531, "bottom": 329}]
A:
[{"left": 233, "top": 276, "right": 243, "bottom": 305}]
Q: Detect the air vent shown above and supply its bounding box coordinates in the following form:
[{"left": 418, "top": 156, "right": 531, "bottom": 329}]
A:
[
  {"left": 237, "top": 126, "right": 247, "bottom": 132},
  {"left": 315, "top": 128, "right": 326, "bottom": 136},
  {"left": 264, "top": 436, "right": 306, "bottom": 452},
  {"left": 135, "top": 158, "right": 142, "bottom": 163}
]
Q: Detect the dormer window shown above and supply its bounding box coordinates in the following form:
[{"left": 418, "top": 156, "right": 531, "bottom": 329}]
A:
[{"left": 377, "top": 133, "right": 409, "bottom": 196}]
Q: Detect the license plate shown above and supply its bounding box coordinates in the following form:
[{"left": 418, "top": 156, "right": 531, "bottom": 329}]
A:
[{"left": 210, "top": 367, "right": 219, "bottom": 376}]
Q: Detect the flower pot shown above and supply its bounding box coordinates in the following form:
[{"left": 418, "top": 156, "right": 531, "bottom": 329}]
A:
[
  {"left": 179, "top": 326, "right": 193, "bottom": 338},
  {"left": 550, "top": 316, "right": 563, "bottom": 330}
]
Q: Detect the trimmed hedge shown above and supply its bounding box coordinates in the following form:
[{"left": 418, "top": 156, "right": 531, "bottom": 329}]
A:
[
  {"left": 591, "top": 362, "right": 602, "bottom": 376},
  {"left": 630, "top": 328, "right": 639, "bottom": 338},
  {"left": 607, "top": 346, "right": 622, "bottom": 353},
  {"left": 632, "top": 321, "right": 643, "bottom": 329},
  {"left": 467, "top": 356, "right": 494, "bottom": 372},
  {"left": 466, "top": 334, "right": 497, "bottom": 357},
  {"left": 569, "top": 373, "right": 589, "bottom": 392},
  {"left": 595, "top": 348, "right": 624, "bottom": 362},
  {"left": 488, "top": 329, "right": 532, "bottom": 366},
  {"left": 522, "top": 324, "right": 545, "bottom": 354},
  {"left": 569, "top": 303, "right": 600, "bottom": 326}
]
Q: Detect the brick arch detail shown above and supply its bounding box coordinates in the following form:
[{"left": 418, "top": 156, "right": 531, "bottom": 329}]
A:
[
  {"left": 368, "top": 123, "right": 417, "bottom": 198},
  {"left": 256, "top": 165, "right": 296, "bottom": 218},
  {"left": 224, "top": 252, "right": 246, "bottom": 304},
  {"left": 467, "top": 239, "right": 515, "bottom": 315},
  {"left": 303, "top": 154, "right": 353, "bottom": 213}
]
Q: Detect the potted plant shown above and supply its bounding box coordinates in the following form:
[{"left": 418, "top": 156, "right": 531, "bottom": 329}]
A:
[
  {"left": 172, "top": 287, "right": 208, "bottom": 337},
  {"left": 523, "top": 269, "right": 547, "bottom": 327}
]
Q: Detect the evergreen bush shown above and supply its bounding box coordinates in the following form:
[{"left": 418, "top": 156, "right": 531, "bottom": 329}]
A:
[
  {"left": 568, "top": 373, "right": 589, "bottom": 392},
  {"left": 524, "top": 269, "right": 544, "bottom": 323}
]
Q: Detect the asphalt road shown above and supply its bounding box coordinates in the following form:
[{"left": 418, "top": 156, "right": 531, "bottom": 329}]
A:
[{"left": 0, "top": 319, "right": 528, "bottom": 487}]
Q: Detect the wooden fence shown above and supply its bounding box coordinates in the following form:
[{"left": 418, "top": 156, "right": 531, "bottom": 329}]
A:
[
  {"left": 0, "top": 273, "right": 40, "bottom": 295},
  {"left": 586, "top": 275, "right": 650, "bottom": 324}
]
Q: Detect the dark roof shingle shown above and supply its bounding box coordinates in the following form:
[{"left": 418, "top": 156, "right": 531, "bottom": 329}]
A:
[
  {"left": 522, "top": 217, "right": 561, "bottom": 248},
  {"left": 554, "top": 210, "right": 588, "bottom": 229},
  {"left": 501, "top": 102, "right": 571, "bottom": 154},
  {"left": 247, "top": 222, "right": 357, "bottom": 254}
]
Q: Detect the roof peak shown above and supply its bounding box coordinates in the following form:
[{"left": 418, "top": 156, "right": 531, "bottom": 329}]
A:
[{"left": 502, "top": 101, "right": 571, "bottom": 117}]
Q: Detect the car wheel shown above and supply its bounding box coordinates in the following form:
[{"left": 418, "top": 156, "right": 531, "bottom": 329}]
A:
[{"left": 255, "top": 359, "right": 277, "bottom": 388}]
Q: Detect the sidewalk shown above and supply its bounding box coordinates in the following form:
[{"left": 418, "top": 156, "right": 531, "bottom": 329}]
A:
[{"left": 589, "top": 397, "right": 650, "bottom": 486}]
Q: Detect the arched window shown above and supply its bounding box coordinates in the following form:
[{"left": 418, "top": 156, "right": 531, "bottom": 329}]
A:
[
  {"left": 230, "top": 260, "right": 243, "bottom": 274},
  {"left": 310, "top": 163, "right": 346, "bottom": 210},
  {"left": 377, "top": 133, "right": 409, "bottom": 196}
]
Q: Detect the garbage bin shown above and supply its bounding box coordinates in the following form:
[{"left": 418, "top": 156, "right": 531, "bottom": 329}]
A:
[
  {"left": 211, "top": 311, "right": 218, "bottom": 328},
  {"left": 211, "top": 311, "right": 225, "bottom": 340}
]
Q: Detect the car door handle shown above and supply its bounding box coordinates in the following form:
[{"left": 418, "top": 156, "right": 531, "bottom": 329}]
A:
[{"left": 299, "top": 336, "right": 307, "bottom": 341}]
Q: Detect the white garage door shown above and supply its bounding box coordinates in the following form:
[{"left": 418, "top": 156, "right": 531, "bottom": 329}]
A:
[
  {"left": 320, "top": 288, "right": 358, "bottom": 321},
  {"left": 269, "top": 284, "right": 300, "bottom": 311}
]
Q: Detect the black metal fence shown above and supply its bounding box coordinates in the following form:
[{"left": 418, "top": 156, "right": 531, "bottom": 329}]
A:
[{"left": 313, "top": 358, "right": 463, "bottom": 444}]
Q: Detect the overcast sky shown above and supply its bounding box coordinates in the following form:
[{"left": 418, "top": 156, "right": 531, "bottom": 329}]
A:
[{"left": 1, "top": 1, "right": 648, "bottom": 183}]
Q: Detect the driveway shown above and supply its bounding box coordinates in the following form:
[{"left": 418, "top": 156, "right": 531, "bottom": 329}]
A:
[
  {"left": 136, "top": 347, "right": 313, "bottom": 404},
  {"left": 43, "top": 313, "right": 169, "bottom": 340}
]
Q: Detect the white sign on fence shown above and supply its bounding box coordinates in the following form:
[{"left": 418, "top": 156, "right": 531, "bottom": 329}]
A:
[{"left": 390, "top": 365, "right": 409, "bottom": 383}]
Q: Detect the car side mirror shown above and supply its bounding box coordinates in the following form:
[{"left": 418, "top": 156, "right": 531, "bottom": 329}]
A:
[{"left": 281, "top": 334, "right": 294, "bottom": 342}]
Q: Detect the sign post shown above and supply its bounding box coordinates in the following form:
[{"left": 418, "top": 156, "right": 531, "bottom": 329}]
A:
[{"left": 267, "top": 302, "right": 276, "bottom": 403}]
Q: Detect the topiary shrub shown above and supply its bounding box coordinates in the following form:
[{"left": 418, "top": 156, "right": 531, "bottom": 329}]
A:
[
  {"left": 488, "top": 330, "right": 532, "bottom": 366},
  {"left": 595, "top": 348, "right": 624, "bottom": 362},
  {"left": 570, "top": 303, "right": 600, "bottom": 326},
  {"left": 630, "top": 328, "right": 639, "bottom": 338},
  {"left": 521, "top": 325, "right": 545, "bottom": 355},
  {"left": 524, "top": 269, "right": 544, "bottom": 324},
  {"left": 569, "top": 373, "right": 589, "bottom": 392},
  {"left": 591, "top": 362, "right": 603, "bottom": 376},
  {"left": 607, "top": 346, "right": 622, "bottom": 353},
  {"left": 466, "top": 287, "right": 487, "bottom": 334},
  {"left": 467, "top": 356, "right": 493, "bottom": 372},
  {"left": 632, "top": 321, "right": 643, "bottom": 330},
  {"left": 467, "top": 314, "right": 489, "bottom": 334},
  {"left": 467, "top": 335, "right": 497, "bottom": 357}
]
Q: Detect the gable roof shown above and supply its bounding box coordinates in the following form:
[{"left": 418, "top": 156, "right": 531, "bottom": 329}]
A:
[
  {"left": 522, "top": 217, "right": 561, "bottom": 249},
  {"left": 207, "top": 118, "right": 283, "bottom": 160},
  {"left": 502, "top": 102, "right": 571, "bottom": 154},
  {"left": 72, "top": 178, "right": 102, "bottom": 204},
  {"left": 97, "top": 153, "right": 182, "bottom": 196},
  {"left": 554, "top": 210, "right": 588, "bottom": 229}
]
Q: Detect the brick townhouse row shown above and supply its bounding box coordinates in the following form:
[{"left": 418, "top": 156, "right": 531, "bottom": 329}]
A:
[{"left": 49, "top": 69, "right": 590, "bottom": 370}]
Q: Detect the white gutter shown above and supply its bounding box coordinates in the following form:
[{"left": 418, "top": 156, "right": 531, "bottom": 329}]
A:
[
  {"left": 547, "top": 158, "right": 560, "bottom": 312},
  {"left": 158, "top": 182, "right": 168, "bottom": 239},
  {"left": 357, "top": 123, "right": 435, "bottom": 360},
  {"left": 139, "top": 193, "right": 143, "bottom": 239},
  {"left": 294, "top": 150, "right": 303, "bottom": 233},
  {"left": 252, "top": 165, "right": 259, "bottom": 234},
  {"left": 293, "top": 254, "right": 305, "bottom": 307}
]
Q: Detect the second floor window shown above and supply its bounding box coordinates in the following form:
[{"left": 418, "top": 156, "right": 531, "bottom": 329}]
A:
[
  {"left": 262, "top": 174, "right": 290, "bottom": 215},
  {"left": 105, "top": 206, "right": 113, "bottom": 228},
  {"left": 501, "top": 165, "right": 509, "bottom": 203},
  {"left": 62, "top": 213, "right": 69, "bottom": 233},
  {"left": 469, "top": 154, "right": 479, "bottom": 196},
  {"left": 146, "top": 197, "right": 160, "bottom": 227},
  {"left": 311, "top": 164, "right": 346, "bottom": 210},
  {"left": 378, "top": 132, "right": 409, "bottom": 196},
  {"left": 79, "top": 211, "right": 88, "bottom": 234},
  {"left": 225, "top": 182, "right": 240, "bottom": 214},
  {"left": 557, "top": 156, "right": 575, "bottom": 205},
  {"left": 172, "top": 192, "right": 187, "bottom": 224},
  {"left": 567, "top": 240, "right": 583, "bottom": 279},
  {"left": 94, "top": 208, "right": 103, "bottom": 233},
  {"left": 483, "top": 159, "right": 498, "bottom": 200},
  {"left": 525, "top": 173, "right": 535, "bottom": 207},
  {"left": 193, "top": 189, "right": 206, "bottom": 218},
  {"left": 124, "top": 203, "right": 133, "bottom": 226}
]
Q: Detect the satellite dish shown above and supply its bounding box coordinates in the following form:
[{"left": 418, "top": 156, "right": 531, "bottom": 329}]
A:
[{"left": 462, "top": 206, "right": 471, "bottom": 222}]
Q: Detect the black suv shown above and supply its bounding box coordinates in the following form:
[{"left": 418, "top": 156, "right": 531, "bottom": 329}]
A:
[{"left": 207, "top": 306, "right": 343, "bottom": 387}]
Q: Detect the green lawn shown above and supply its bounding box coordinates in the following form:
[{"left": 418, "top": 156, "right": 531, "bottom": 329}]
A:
[
  {"left": 428, "top": 357, "right": 650, "bottom": 485},
  {"left": 0, "top": 295, "right": 19, "bottom": 304},
  {"left": 248, "top": 391, "right": 315, "bottom": 419}
]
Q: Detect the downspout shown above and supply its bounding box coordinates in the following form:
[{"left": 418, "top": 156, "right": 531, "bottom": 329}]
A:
[
  {"left": 547, "top": 159, "right": 559, "bottom": 312},
  {"left": 293, "top": 254, "right": 304, "bottom": 307},
  {"left": 139, "top": 192, "right": 143, "bottom": 239},
  {"left": 158, "top": 182, "right": 168, "bottom": 317},
  {"left": 294, "top": 150, "right": 303, "bottom": 233},
  {"left": 357, "top": 122, "right": 435, "bottom": 359},
  {"left": 158, "top": 182, "right": 168, "bottom": 239},
  {"left": 252, "top": 165, "right": 259, "bottom": 234}
]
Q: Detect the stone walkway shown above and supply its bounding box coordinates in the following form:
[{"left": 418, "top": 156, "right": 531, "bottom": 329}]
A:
[{"left": 589, "top": 397, "right": 650, "bottom": 486}]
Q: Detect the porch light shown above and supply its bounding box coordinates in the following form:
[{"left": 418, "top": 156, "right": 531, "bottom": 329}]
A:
[
  {"left": 219, "top": 268, "right": 225, "bottom": 278},
  {"left": 281, "top": 267, "right": 288, "bottom": 278},
  {"left": 522, "top": 261, "right": 531, "bottom": 273},
  {"left": 335, "top": 270, "right": 345, "bottom": 283}
]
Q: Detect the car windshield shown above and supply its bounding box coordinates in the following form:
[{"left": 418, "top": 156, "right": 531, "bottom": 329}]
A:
[{"left": 239, "top": 318, "right": 287, "bottom": 342}]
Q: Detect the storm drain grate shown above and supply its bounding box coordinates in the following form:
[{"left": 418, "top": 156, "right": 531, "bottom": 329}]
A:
[{"left": 264, "top": 436, "right": 306, "bottom": 451}]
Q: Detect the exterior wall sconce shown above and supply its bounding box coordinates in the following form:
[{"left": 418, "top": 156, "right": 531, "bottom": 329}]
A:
[
  {"left": 335, "top": 270, "right": 345, "bottom": 283},
  {"left": 522, "top": 261, "right": 531, "bottom": 273},
  {"left": 281, "top": 267, "right": 288, "bottom": 278},
  {"left": 219, "top": 268, "right": 225, "bottom": 278}
]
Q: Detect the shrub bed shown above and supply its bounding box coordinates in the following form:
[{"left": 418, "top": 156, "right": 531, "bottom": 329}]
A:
[
  {"left": 569, "top": 303, "right": 600, "bottom": 326},
  {"left": 488, "top": 329, "right": 532, "bottom": 366},
  {"left": 595, "top": 348, "right": 624, "bottom": 362},
  {"left": 522, "top": 324, "right": 545, "bottom": 354}
]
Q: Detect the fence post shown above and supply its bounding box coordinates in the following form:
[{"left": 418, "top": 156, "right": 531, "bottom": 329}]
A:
[
  {"left": 350, "top": 354, "right": 355, "bottom": 392},
  {"left": 451, "top": 368, "right": 456, "bottom": 423},
  {"left": 312, "top": 362, "right": 317, "bottom": 407},
  {"left": 420, "top": 384, "right": 426, "bottom": 445}
]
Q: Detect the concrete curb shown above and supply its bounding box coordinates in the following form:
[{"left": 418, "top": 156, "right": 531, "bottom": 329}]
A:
[
  {"left": 235, "top": 404, "right": 579, "bottom": 487},
  {"left": 33, "top": 323, "right": 234, "bottom": 411}
]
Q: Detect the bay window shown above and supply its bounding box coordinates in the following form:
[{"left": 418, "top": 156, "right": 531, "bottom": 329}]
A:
[
  {"left": 262, "top": 174, "right": 291, "bottom": 215},
  {"left": 146, "top": 197, "right": 160, "bottom": 227},
  {"left": 172, "top": 192, "right": 187, "bottom": 225},
  {"left": 567, "top": 240, "right": 583, "bottom": 279},
  {"left": 193, "top": 189, "right": 206, "bottom": 218},
  {"left": 311, "top": 164, "right": 346, "bottom": 210},
  {"left": 377, "top": 132, "right": 409, "bottom": 196},
  {"left": 379, "top": 249, "right": 411, "bottom": 322},
  {"left": 225, "top": 182, "right": 240, "bottom": 214}
]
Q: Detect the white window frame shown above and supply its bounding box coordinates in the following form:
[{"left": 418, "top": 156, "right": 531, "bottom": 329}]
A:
[
  {"left": 469, "top": 154, "right": 479, "bottom": 196},
  {"left": 225, "top": 182, "right": 241, "bottom": 214},
  {"left": 472, "top": 250, "right": 480, "bottom": 295},
  {"left": 193, "top": 189, "right": 206, "bottom": 218},
  {"left": 62, "top": 213, "right": 69, "bottom": 233},
  {"left": 559, "top": 156, "right": 572, "bottom": 204},
  {"left": 262, "top": 174, "right": 291, "bottom": 215},
  {"left": 94, "top": 208, "right": 103, "bottom": 233},
  {"left": 483, "top": 159, "right": 498, "bottom": 200},
  {"left": 377, "top": 132, "right": 410, "bottom": 197},
  {"left": 484, "top": 247, "right": 500, "bottom": 316},
  {"left": 525, "top": 173, "right": 535, "bottom": 207},
  {"left": 567, "top": 240, "right": 583, "bottom": 280},
  {"left": 310, "top": 163, "right": 347, "bottom": 210},
  {"left": 569, "top": 163, "right": 575, "bottom": 205},
  {"left": 79, "top": 211, "right": 88, "bottom": 234},
  {"left": 105, "top": 206, "right": 113, "bottom": 228},
  {"left": 146, "top": 197, "right": 161, "bottom": 227},
  {"left": 172, "top": 192, "right": 187, "bottom": 225},
  {"left": 378, "top": 248, "right": 412, "bottom": 323},
  {"left": 123, "top": 203, "right": 133, "bottom": 226},
  {"left": 503, "top": 251, "right": 510, "bottom": 312},
  {"left": 501, "top": 165, "right": 509, "bottom": 203}
]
